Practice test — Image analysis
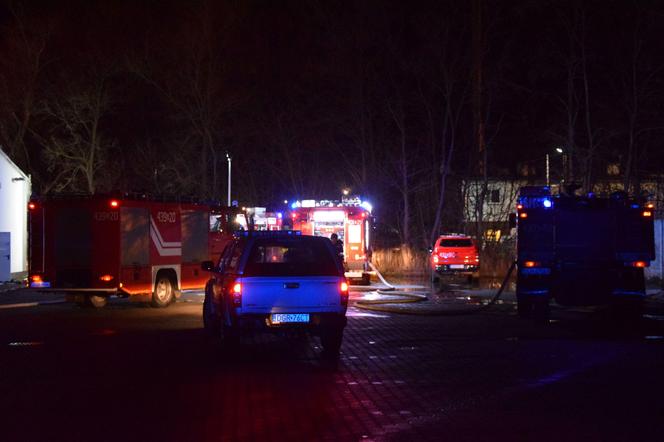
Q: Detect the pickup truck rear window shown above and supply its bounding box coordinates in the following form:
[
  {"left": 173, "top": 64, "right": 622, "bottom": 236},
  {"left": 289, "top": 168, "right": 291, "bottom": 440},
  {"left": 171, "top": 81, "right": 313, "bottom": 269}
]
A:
[
  {"left": 243, "top": 238, "right": 340, "bottom": 277},
  {"left": 440, "top": 239, "right": 473, "bottom": 247}
]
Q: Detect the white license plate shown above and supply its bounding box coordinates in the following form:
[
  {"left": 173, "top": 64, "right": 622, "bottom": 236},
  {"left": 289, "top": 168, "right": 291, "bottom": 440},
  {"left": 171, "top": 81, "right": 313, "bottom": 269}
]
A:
[
  {"left": 449, "top": 265, "right": 465, "bottom": 269},
  {"left": 271, "top": 313, "right": 310, "bottom": 324}
]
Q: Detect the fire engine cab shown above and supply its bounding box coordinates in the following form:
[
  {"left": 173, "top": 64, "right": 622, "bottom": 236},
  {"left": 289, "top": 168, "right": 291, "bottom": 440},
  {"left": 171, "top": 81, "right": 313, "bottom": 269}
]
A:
[
  {"left": 289, "top": 197, "right": 373, "bottom": 285},
  {"left": 514, "top": 186, "right": 655, "bottom": 320},
  {"left": 28, "top": 195, "right": 244, "bottom": 308}
]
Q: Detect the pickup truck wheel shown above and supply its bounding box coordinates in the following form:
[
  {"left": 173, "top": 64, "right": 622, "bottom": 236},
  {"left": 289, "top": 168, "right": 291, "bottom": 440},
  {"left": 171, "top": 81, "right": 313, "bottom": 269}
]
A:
[
  {"left": 84, "top": 295, "right": 107, "bottom": 308},
  {"left": 151, "top": 276, "right": 174, "bottom": 308},
  {"left": 320, "top": 327, "right": 344, "bottom": 358},
  {"left": 219, "top": 324, "right": 238, "bottom": 348},
  {"left": 202, "top": 293, "right": 221, "bottom": 336}
]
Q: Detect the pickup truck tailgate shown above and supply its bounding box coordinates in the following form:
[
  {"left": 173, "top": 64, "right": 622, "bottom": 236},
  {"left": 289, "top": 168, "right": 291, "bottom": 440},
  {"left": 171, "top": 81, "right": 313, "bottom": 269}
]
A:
[{"left": 238, "top": 276, "right": 342, "bottom": 313}]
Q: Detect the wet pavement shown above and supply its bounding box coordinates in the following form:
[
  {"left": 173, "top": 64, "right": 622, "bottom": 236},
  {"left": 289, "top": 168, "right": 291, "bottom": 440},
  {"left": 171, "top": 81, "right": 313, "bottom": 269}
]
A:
[{"left": 1, "top": 282, "right": 664, "bottom": 441}]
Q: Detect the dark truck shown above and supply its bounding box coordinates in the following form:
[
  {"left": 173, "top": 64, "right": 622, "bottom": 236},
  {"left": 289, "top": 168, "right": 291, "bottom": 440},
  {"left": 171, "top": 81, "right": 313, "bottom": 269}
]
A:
[{"left": 514, "top": 186, "right": 655, "bottom": 320}]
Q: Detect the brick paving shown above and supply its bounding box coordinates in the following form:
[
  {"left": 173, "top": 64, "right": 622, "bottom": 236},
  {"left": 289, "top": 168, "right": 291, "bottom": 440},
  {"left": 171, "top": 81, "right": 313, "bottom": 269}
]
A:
[{"left": 2, "top": 287, "right": 664, "bottom": 441}]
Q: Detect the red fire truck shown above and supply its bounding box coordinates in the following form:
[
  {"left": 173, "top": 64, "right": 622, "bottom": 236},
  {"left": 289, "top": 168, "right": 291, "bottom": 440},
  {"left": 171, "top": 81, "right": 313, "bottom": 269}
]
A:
[
  {"left": 28, "top": 195, "right": 244, "bottom": 308},
  {"left": 289, "top": 197, "right": 373, "bottom": 284}
]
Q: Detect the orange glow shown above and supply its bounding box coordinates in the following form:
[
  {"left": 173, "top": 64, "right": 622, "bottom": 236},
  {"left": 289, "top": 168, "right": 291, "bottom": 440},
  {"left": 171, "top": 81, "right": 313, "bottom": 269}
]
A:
[
  {"left": 524, "top": 261, "right": 537, "bottom": 268},
  {"left": 519, "top": 212, "right": 528, "bottom": 219},
  {"left": 99, "top": 274, "right": 114, "bottom": 282},
  {"left": 31, "top": 274, "right": 42, "bottom": 282},
  {"left": 433, "top": 255, "right": 439, "bottom": 264},
  {"left": 28, "top": 202, "right": 36, "bottom": 210},
  {"left": 516, "top": 204, "right": 523, "bottom": 210},
  {"left": 633, "top": 261, "right": 647, "bottom": 268},
  {"left": 643, "top": 211, "right": 652, "bottom": 217},
  {"left": 232, "top": 282, "right": 242, "bottom": 294},
  {"left": 340, "top": 282, "right": 349, "bottom": 293},
  {"left": 110, "top": 199, "right": 119, "bottom": 208},
  {"left": 646, "top": 203, "right": 654, "bottom": 209}
]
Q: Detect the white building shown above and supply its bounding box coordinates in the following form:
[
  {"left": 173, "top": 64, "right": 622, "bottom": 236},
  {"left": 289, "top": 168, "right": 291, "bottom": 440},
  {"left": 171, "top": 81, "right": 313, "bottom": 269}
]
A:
[{"left": 0, "top": 148, "right": 31, "bottom": 280}]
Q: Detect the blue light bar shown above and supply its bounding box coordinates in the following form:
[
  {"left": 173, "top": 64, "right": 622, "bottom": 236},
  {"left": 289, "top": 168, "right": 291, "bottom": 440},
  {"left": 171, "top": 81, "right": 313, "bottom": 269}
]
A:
[{"left": 235, "top": 230, "right": 302, "bottom": 238}]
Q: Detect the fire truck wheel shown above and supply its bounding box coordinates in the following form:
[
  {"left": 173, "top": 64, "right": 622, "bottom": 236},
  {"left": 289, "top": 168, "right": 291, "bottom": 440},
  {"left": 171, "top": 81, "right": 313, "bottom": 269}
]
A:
[
  {"left": 516, "top": 295, "right": 531, "bottom": 318},
  {"left": 152, "top": 276, "right": 174, "bottom": 308},
  {"left": 84, "top": 295, "right": 107, "bottom": 308}
]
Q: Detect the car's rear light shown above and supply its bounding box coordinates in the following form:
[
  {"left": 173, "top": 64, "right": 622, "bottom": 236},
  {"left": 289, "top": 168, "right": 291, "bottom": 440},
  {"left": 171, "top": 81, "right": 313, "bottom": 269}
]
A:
[
  {"left": 519, "top": 212, "right": 528, "bottom": 219},
  {"left": 646, "top": 203, "right": 654, "bottom": 209},
  {"left": 642, "top": 210, "right": 652, "bottom": 217},
  {"left": 28, "top": 202, "right": 37, "bottom": 210},
  {"left": 433, "top": 255, "right": 439, "bottom": 264},
  {"left": 109, "top": 199, "right": 120, "bottom": 208},
  {"left": 627, "top": 261, "right": 648, "bottom": 268},
  {"left": 231, "top": 282, "right": 242, "bottom": 305},
  {"left": 31, "top": 274, "right": 42, "bottom": 282},
  {"left": 99, "top": 274, "right": 114, "bottom": 282},
  {"left": 516, "top": 204, "right": 523, "bottom": 210},
  {"left": 524, "top": 261, "right": 539, "bottom": 268},
  {"left": 340, "top": 280, "right": 349, "bottom": 306}
]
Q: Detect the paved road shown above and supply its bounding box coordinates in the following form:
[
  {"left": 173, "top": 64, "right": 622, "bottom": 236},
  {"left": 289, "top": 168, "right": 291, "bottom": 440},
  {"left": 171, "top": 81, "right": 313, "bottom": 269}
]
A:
[{"left": 1, "top": 287, "right": 664, "bottom": 441}]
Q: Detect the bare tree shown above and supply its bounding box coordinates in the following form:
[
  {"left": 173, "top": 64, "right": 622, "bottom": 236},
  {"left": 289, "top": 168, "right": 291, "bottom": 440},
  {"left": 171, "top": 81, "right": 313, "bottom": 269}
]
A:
[
  {"left": 0, "top": 2, "right": 54, "bottom": 175},
  {"left": 33, "top": 65, "right": 115, "bottom": 194}
]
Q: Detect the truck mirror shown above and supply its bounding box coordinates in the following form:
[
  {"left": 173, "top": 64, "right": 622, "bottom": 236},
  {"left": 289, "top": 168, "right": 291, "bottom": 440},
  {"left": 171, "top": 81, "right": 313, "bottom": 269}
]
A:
[
  {"left": 201, "top": 261, "right": 216, "bottom": 272},
  {"left": 508, "top": 213, "right": 517, "bottom": 229}
]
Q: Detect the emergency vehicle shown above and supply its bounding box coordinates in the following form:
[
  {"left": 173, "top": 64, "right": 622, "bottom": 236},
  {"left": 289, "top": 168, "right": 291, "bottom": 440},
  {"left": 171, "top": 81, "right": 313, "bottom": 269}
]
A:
[
  {"left": 289, "top": 197, "right": 373, "bottom": 284},
  {"left": 430, "top": 233, "right": 480, "bottom": 288},
  {"left": 514, "top": 186, "right": 655, "bottom": 320},
  {"left": 238, "top": 207, "right": 284, "bottom": 231},
  {"left": 28, "top": 195, "right": 244, "bottom": 308}
]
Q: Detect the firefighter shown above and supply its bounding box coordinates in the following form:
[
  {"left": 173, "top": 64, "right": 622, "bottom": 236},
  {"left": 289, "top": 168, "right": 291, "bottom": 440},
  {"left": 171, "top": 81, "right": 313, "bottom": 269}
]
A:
[{"left": 330, "top": 233, "right": 344, "bottom": 262}]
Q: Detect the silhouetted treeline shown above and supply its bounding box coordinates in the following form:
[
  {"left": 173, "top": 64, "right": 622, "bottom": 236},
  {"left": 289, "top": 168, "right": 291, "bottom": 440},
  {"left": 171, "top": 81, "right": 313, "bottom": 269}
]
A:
[{"left": 1, "top": 0, "right": 664, "bottom": 247}]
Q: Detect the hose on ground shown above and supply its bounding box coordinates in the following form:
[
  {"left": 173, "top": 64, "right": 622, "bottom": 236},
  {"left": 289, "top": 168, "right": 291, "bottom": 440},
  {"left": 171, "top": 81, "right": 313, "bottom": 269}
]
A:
[{"left": 355, "top": 261, "right": 517, "bottom": 316}]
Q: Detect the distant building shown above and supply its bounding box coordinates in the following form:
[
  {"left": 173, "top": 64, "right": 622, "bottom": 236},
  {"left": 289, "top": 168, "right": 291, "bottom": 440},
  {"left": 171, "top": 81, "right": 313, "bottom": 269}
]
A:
[{"left": 0, "top": 148, "right": 31, "bottom": 280}]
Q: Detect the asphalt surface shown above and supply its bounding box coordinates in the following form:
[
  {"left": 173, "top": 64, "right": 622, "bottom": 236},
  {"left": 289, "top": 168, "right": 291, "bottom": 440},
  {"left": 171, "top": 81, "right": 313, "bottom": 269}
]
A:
[{"left": 1, "top": 283, "right": 664, "bottom": 442}]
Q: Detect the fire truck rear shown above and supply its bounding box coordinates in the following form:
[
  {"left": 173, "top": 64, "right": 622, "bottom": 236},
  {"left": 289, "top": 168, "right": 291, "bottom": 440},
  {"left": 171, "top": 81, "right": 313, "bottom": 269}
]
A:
[
  {"left": 514, "top": 186, "right": 655, "bottom": 320},
  {"left": 290, "top": 198, "right": 373, "bottom": 285},
  {"left": 28, "top": 195, "right": 241, "bottom": 308}
]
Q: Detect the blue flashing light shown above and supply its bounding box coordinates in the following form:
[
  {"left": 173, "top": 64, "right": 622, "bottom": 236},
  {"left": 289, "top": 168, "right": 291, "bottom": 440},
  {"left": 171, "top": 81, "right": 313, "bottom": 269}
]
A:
[
  {"left": 290, "top": 201, "right": 301, "bottom": 209},
  {"left": 277, "top": 212, "right": 283, "bottom": 219},
  {"left": 360, "top": 201, "right": 373, "bottom": 213},
  {"left": 543, "top": 199, "right": 553, "bottom": 208},
  {"left": 631, "top": 204, "right": 640, "bottom": 209},
  {"left": 235, "top": 230, "right": 301, "bottom": 238}
]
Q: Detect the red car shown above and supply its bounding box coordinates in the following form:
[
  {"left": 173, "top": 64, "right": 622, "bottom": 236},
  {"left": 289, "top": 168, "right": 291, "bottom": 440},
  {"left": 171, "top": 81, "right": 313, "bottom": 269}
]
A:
[{"left": 430, "top": 234, "right": 480, "bottom": 286}]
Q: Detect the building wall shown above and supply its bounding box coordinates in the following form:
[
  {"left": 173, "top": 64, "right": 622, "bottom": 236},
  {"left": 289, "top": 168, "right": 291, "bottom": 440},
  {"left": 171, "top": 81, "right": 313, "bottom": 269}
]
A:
[{"left": 0, "top": 150, "right": 31, "bottom": 275}]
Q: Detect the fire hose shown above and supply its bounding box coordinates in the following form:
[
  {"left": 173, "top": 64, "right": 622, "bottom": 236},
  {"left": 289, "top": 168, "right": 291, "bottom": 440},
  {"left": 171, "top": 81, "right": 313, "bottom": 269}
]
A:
[{"left": 355, "top": 261, "right": 517, "bottom": 316}]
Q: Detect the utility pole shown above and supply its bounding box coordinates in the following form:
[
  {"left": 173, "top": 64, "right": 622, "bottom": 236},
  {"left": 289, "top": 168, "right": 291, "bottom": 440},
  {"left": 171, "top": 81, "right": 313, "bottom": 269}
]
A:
[
  {"left": 226, "top": 152, "right": 232, "bottom": 206},
  {"left": 472, "top": 0, "right": 486, "bottom": 178}
]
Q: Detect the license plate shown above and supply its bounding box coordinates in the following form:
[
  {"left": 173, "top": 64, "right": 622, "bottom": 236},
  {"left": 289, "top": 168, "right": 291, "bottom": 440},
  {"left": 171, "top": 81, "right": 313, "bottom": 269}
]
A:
[
  {"left": 271, "top": 313, "right": 310, "bottom": 324},
  {"left": 449, "top": 265, "right": 465, "bottom": 269}
]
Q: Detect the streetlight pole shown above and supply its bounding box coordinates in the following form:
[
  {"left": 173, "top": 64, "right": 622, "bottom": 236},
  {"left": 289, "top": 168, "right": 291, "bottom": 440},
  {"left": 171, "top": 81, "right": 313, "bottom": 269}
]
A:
[
  {"left": 226, "top": 152, "right": 232, "bottom": 206},
  {"left": 545, "top": 154, "right": 550, "bottom": 187}
]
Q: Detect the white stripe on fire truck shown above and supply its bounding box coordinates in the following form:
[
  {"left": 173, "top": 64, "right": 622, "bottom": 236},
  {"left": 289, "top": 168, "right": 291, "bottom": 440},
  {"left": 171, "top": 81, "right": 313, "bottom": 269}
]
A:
[
  {"left": 150, "top": 228, "right": 182, "bottom": 256},
  {"left": 150, "top": 216, "right": 182, "bottom": 257},
  {"left": 149, "top": 216, "right": 182, "bottom": 247}
]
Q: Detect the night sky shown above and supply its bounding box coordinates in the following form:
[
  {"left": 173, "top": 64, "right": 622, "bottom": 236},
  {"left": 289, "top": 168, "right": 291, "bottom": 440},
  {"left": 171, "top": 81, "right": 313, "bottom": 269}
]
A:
[{"left": 2, "top": 0, "right": 664, "bottom": 245}]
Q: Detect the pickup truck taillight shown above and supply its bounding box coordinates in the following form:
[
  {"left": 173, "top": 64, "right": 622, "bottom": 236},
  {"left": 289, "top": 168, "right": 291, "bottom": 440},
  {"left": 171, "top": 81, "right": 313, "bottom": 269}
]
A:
[
  {"left": 231, "top": 281, "right": 242, "bottom": 306},
  {"left": 340, "top": 281, "right": 349, "bottom": 306}
]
